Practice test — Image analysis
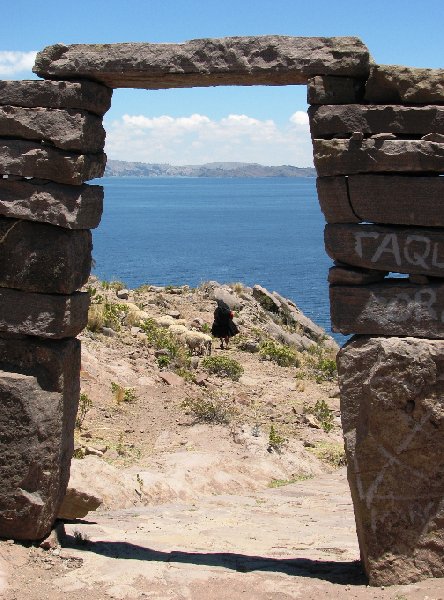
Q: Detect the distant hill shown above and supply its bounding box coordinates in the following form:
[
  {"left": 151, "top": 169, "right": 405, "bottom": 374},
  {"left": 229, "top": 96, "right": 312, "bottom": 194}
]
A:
[{"left": 104, "top": 160, "right": 316, "bottom": 178}]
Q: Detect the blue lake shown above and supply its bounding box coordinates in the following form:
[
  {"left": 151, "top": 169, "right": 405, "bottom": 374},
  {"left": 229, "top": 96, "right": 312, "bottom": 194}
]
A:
[{"left": 91, "top": 177, "right": 341, "bottom": 340}]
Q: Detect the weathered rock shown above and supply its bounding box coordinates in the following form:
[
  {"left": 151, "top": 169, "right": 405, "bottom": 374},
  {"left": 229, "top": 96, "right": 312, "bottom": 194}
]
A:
[
  {"left": 0, "top": 139, "right": 106, "bottom": 185},
  {"left": 307, "top": 75, "right": 365, "bottom": 104},
  {"left": 328, "top": 265, "right": 387, "bottom": 285},
  {"left": 338, "top": 335, "right": 444, "bottom": 585},
  {"left": 0, "top": 178, "right": 103, "bottom": 229},
  {"left": 313, "top": 139, "right": 444, "bottom": 177},
  {"left": 58, "top": 486, "right": 102, "bottom": 519},
  {"left": 365, "top": 64, "right": 444, "bottom": 104},
  {"left": 159, "top": 372, "right": 184, "bottom": 386},
  {"left": 330, "top": 280, "right": 444, "bottom": 338},
  {"left": 0, "top": 80, "right": 112, "bottom": 116},
  {"left": 265, "top": 321, "right": 315, "bottom": 351},
  {"left": 212, "top": 287, "right": 243, "bottom": 310},
  {"left": 0, "top": 288, "right": 89, "bottom": 338},
  {"left": 317, "top": 174, "right": 444, "bottom": 227},
  {"left": 0, "top": 217, "right": 91, "bottom": 293},
  {"left": 325, "top": 223, "right": 444, "bottom": 277},
  {"left": 0, "top": 335, "right": 80, "bottom": 393},
  {"left": 0, "top": 338, "right": 80, "bottom": 539},
  {"left": 253, "top": 284, "right": 281, "bottom": 312},
  {"left": 309, "top": 104, "right": 444, "bottom": 138},
  {"left": 0, "top": 106, "right": 105, "bottom": 152},
  {"left": 33, "top": 36, "right": 370, "bottom": 89}
]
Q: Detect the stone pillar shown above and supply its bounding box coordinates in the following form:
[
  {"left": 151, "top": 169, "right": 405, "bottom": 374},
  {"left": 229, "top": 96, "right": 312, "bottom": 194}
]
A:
[
  {"left": 0, "top": 80, "right": 111, "bottom": 539},
  {"left": 309, "top": 65, "right": 444, "bottom": 584}
]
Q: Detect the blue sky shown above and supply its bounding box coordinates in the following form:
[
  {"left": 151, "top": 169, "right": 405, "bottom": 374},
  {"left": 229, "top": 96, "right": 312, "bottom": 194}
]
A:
[{"left": 2, "top": 0, "right": 443, "bottom": 166}]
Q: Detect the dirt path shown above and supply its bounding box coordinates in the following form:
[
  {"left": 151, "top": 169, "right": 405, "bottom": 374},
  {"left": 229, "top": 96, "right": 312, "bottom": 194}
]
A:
[{"left": 2, "top": 469, "right": 444, "bottom": 600}]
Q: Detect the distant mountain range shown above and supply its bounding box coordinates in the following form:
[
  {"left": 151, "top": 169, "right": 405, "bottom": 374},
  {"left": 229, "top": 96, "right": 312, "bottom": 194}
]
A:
[{"left": 104, "top": 160, "right": 316, "bottom": 178}]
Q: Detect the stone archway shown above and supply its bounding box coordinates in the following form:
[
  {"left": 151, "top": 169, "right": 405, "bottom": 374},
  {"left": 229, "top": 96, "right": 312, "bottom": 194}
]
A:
[{"left": 0, "top": 35, "right": 443, "bottom": 586}]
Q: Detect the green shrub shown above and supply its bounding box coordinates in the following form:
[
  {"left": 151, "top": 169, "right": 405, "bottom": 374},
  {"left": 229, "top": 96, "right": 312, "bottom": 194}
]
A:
[
  {"left": 259, "top": 340, "right": 299, "bottom": 367},
  {"left": 181, "top": 393, "right": 234, "bottom": 424},
  {"left": 87, "top": 301, "right": 129, "bottom": 332},
  {"left": 102, "top": 280, "right": 125, "bottom": 291},
  {"left": 312, "top": 398, "right": 335, "bottom": 433},
  {"left": 201, "top": 356, "right": 244, "bottom": 381},
  {"left": 111, "top": 382, "right": 137, "bottom": 404},
  {"left": 268, "top": 425, "right": 286, "bottom": 453},
  {"left": 309, "top": 441, "right": 346, "bottom": 468},
  {"left": 296, "top": 344, "right": 337, "bottom": 383},
  {"left": 268, "top": 474, "right": 313, "bottom": 488},
  {"left": 141, "top": 318, "right": 190, "bottom": 370},
  {"left": 75, "top": 392, "right": 92, "bottom": 430}
]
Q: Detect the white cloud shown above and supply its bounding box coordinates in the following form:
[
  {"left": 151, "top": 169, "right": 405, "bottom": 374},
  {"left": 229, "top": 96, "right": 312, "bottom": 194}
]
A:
[
  {"left": 0, "top": 51, "right": 37, "bottom": 76},
  {"left": 105, "top": 111, "right": 313, "bottom": 167}
]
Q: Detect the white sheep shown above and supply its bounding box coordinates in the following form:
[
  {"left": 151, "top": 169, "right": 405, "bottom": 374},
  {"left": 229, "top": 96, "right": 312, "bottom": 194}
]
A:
[
  {"left": 168, "top": 323, "right": 189, "bottom": 336},
  {"left": 183, "top": 330, "right": 212, "bottom": 356}
]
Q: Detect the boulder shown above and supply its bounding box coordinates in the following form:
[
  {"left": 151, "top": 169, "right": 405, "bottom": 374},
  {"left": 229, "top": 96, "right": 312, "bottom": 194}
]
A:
[
  {"left": 0, "top": 80, "right": 112, "bottom": 116},
  {"left": 308, "top": 104, "right": 444, "bottom": 138},
  {"left": 0, "top": 178, "right": 103, "bottom": 229},
  {"left": 58, "top": 486, "right": 102, "bottom": 519},
  {"left": 253, "top": 285, "right": 281, "bottom": 312},
  {"left": 307, "top": 75, "right": 365, "bottom": 105},
  {"left": 0, "top": 363, "right": 80, "bottom": 540},
  {"left": 0, "top": 288, "right": 89, "bottom": 338},
  {"left": 0, "top": 217, "right": 92, "bottom": 293},
  {"left": 0, "top": 106, "right": 105, "bottom": 153},
  {"left": 365, "top": 64, "right": 444, "bottom": 104},
  {"left": 33, "top": 36, "right": 370, "bottom": 89},
  {"left": 212, "top": 287, "right": 243, "bottom": 310},
  {"left": 338, "top": 335, "right": 444, "bottom": 585},
  {"left": 317, "top": 174, "right": 444, "bottom": 227},
  {"left": 313, "top": 138, "right": 444, "bottom": 177},
  {"left": 0, "top": 139, "right": 106, "bottom": 185}
]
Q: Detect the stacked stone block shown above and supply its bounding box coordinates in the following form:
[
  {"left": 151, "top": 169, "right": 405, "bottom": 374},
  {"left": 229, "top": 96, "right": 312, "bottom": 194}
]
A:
[
  {"left": 308, "top": 65, "right": 444, "bottom": 584},
  {"left": 0, "top": 79, "right": 111, "bottom": 539}
]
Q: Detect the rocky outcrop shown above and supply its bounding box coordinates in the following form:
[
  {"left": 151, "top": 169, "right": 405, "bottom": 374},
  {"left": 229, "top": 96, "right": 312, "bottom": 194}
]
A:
[
  {"left": 337, "top": 336, "right": 444, "bottom": 585},
  {"left": 33, "top": 36, "right": 371, "bottom": 88}
]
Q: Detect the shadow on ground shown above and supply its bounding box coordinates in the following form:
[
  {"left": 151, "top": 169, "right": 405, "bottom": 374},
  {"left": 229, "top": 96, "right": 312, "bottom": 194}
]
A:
[{"left": 64, "top": 534, "right": 366, "bottom": 585}]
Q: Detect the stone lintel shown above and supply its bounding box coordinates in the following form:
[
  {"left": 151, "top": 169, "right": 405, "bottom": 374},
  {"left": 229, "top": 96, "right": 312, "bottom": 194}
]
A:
[
  {"left": 307, "top": 75, "right": 366, "bottom": 105},
  {"left": 0, "top": 178, "right": 103, "bottom": 229},
  {"left": 365, "top": 64, "right": 444, "bottom": 104},
  {"left": 330, "top": 280, "right": 444, "bottom": 338},
  {"left": 0, "top": 79, "right": 112, "bottom": 116},
  {"left": 33, "top": 36, "right": 371, "bottom": 89}
]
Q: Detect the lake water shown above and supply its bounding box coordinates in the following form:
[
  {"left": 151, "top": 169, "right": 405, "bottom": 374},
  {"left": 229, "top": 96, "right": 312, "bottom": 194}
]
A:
[{"left": 92, "top": 177, "right": 341, "bottom": 340}]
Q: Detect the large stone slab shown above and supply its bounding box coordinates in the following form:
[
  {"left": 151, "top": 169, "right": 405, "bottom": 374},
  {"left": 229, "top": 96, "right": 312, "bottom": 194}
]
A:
[
  {"left": 325, "top": 223, "right": 444, "bottom": 277},
  {"left": 317, "top": 174, "right": 444, "bottom": 226},
  {"left": 0, "top": 80, "right": 112, "bottom": 116},
  {"left": 307, "top": 75, "right": 365, "bottom": 104},
  {"left": 0, "top": 178, "right": 103, "bottom": 229},
  {"left": 0, "top": 106, "right": 105, "bottom": 153},
  {"left": 0, "top": 288, "right": 89, "bottom": 338},
  {"left": 338, "top": 335, "right": 444, "bottom": 585},
  {"left": 0, "top": 337, "right": 80, "bottom": 539},
  {"left": 309, "top": 104, "right": 444, "bottom": 137},
  {"left": 0, "top": 139, "right": 106, "bottom": 184},
  {"left": 328, "top": 265, "right": 387, "bottom": 285},
  {"left": 365, "top": 64, "right": 444, "bottom": 104},
  {"left": 32, "top": 36, "right": 371, "bottom": 89},
  {"left": 330, "top": 280, "right": 444, "bottom": 338},
  {"left": 0, "top": 217, "right": 92, "bottom": 293},
  {"left": 313, "top": 139, "right": 444, "bottom": 177}
]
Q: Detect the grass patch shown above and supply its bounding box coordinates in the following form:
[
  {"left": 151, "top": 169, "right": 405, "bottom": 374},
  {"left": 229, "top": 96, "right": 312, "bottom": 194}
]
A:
[
  {"left": 268, "top": 474, "right": 314, "bottom": 488},
  {"left": 201, "top": 355, "right": 244, "bottom": 381},
  {"left": 87, "top": 301, "right": 129, "bottom": 332},
  {"left": 141, "top": 318, "right": 190, "bottom": 370},
  {"left": 181, "top": 392, "right": 236, "bottom": 424},
  {"left": 296, "top": 343, "right": 337, "bottom": 383},
  {"left": 259, "top": 340, "right": 299, "bottom": 367},
  {"left": 111, "top": 382, "right": 137, "bottom": 404},
  {"left": 308, "top": 441, "right": 346, "bottom": 468}
]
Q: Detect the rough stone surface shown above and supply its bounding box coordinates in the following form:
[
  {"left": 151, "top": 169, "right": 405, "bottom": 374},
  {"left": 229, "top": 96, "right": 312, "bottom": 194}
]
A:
[
  {"left": 58, "top": 486, "right": 102, "bottom": 519},
  {"left": 317, "top": 174, "right": 444, "bottom": 226},
  {"left": 0, "top": 288, "right": 89, "bottom": 338},
  {"left": 0, "top": 178, "right": 103, "bottom": 229},
  {"left": 252, "top": 284, "right": 281, "bottom": 312},
  {"left": 313, "top": 139, "right": 444, "bottom": 177},
  {"left": 307, "top": 75, "right": 365, "bottom": 104},
  {"left": 33, "top": 36, "right": 370, "bottom": 89},
  {"left": 0, "top": 79, "right": 112, "bottom": 116},
  {"left": 365, "top": 64, "right": 444, "bottom": 104},
  {"left": 0, "top": 106, "right": 105, "bottom": 152},
  {"left": 309, "top": 104, "right": 444, "bottom": 137},
  {"left": 0, "top": 217, "right": 91, "bottom": 293},
  {"left": 325, "top": 223, "right": 444, "bottom": 277},
  {"left": 0, "top": 339, "right": 80, "bottom": 540},
  {"left": 0, "top": 139, "right": 106, "bottom": 185},
  {"left": 330, "top": 280, "right": 444, "bottom": 338},
  {"left": 338, "top": 335, "right": 444, "bottom": 585},
  {"left": 328, "top": 265, "right": 387, "bottom": 285}
]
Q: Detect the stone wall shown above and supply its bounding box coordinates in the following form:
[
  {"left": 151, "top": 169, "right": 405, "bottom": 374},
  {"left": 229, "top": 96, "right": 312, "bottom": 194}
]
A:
[
  {"left": 308, "top": 65, "right": 444, "bottom": 585},
  {"left": 0, "top": 34, "right": 443, "bottom": 587}
]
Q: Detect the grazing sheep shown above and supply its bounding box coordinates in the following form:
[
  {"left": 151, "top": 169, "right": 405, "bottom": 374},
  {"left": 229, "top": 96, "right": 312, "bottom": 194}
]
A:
[
  {"left": 168, "top": 323, "right": 189, "bottom": 336},
  {"left": 183, "top": 330, "right": 212, "bottom": 356}
]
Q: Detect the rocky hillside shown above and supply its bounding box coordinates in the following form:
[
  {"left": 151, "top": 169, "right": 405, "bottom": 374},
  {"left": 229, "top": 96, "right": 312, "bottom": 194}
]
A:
[{"left": 104, "top": 160, "right": 316, "bottom": 178}]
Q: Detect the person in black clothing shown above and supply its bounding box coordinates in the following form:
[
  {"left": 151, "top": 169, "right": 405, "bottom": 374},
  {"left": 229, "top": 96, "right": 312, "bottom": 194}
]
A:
[{"left": 211, "top": 299, "right": 239, "bottom": 349}]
